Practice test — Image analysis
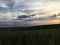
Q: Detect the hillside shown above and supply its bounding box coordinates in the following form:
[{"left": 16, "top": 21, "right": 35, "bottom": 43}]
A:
[{"left": 0, "top": 24, "right": 60, "bottom": 31}]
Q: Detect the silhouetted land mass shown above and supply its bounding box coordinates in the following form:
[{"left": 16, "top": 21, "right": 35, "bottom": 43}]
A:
[
  {"left": 0, "top": 24, "right": 60, "bottom": 31},
  {"left": 0, "top": 24, "right": 60, "bottom": 45}
]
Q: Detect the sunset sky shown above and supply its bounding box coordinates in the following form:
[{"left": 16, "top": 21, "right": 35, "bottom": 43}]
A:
[{"left": 0, "top": 0, "right": 60, "bottom": 27}]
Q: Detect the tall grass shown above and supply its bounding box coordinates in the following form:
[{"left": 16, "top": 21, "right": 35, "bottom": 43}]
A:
[{"left": 0, "top": 28, "right": 60, "bottom": 45}]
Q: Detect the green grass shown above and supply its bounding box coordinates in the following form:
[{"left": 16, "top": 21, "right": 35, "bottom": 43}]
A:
[{"left": 0, "top": 28, "right": 60, "bottom": 45}]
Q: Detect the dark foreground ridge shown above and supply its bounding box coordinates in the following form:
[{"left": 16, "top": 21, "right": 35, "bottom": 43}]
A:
[{"left": 0, "top": 24, "right": 60, "bottom": 31}]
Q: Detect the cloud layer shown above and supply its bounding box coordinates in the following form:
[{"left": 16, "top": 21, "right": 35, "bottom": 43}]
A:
[{"left": 0, "top": 0, "right": 60, "bottom": 27}]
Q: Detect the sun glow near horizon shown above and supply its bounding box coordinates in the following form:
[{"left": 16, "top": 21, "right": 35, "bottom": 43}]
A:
[{"left": 31, "top": 19, "right": 60, "bottom": 26}]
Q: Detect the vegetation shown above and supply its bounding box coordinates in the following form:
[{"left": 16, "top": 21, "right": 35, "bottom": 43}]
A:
[{"left": 0, "top": 27, "right": 60, "bottom": 45}]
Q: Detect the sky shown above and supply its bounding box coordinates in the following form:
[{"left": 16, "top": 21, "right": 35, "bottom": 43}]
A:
[{"left": 0, "top": 0, "right": 60, "bottom": 27}]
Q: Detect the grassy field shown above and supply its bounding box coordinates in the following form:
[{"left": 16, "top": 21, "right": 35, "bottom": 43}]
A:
[{"left": 0, "top": 27, "right": 60, "bottom": 45}]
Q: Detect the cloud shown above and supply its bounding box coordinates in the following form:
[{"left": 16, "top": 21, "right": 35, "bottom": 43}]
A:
[
  {"left": 24, "top": 14, "right": 58, "bottom": 21},
  {"left": 0, "top": 3, "right": 8, "bottom": 8},
  {"left": 14, "top": 0, "right": 60, "bottom": 10},
  {"left": 0, "top": 0, "right": 14, "bottom": 12},
  {"left": 0, "top": 0, "right": 60, "bottom": 13},
  {"left": 0, "top": 0, "right": 60, "bottom": 27},
  {"left": 0, "top": 11, "right": 28, "bottom": 20},
  {"left": 17, "top": 15, "right": 31, "bottom": 20}
]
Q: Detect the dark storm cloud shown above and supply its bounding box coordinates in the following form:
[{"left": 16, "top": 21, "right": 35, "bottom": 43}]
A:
[
  {"left": 17, "top": 15, "right": 31, "bottom": 20},
  {"left": 17, "top": 13, "right": 37, "bottom": 20},
  {"left": 25, "top": 14, "right": 57, "bottom": 21}
]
